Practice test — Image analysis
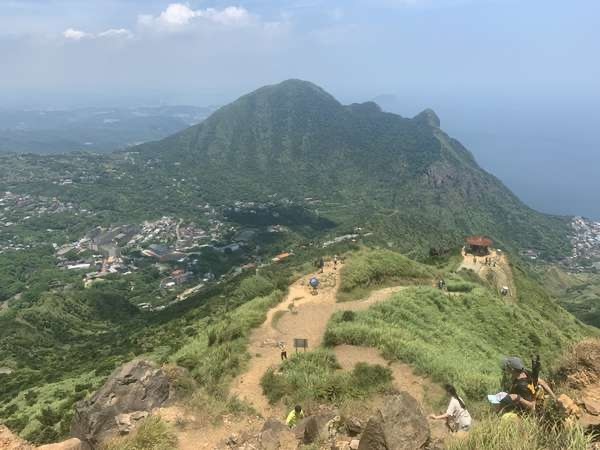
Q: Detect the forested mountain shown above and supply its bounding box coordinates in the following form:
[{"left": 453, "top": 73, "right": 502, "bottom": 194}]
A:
[{"left": 138, "top": 79, "right": 569, "bottom": 257}]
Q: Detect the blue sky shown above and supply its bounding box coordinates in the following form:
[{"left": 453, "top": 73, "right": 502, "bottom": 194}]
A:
[
  {"left": 1, "top": 0, "right": 599, "bottom": 218},
  {"left": 1, "top": 0, "right": 599, "bottom": 107}
]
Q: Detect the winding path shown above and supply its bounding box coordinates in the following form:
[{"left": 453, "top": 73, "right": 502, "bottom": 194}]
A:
[{"left": 231, "top": 264, "right": 416, "bottom": 415}]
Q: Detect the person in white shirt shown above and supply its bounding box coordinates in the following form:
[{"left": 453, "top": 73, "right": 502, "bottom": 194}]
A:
[{"left": 429, "top": 384, "right": 472, "bottom": 432}]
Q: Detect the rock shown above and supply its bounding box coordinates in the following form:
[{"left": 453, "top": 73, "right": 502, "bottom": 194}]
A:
[
  {"left": 344, "top": 417, "right": 363, "bottom": 436},
  {"left": 302, "top": 416, "right": 320, "bottom": 444},
  {"left": 358, "top": 414, "right": 387, "bottom": 450},
  {"left": 583, "top": 397, "right": 600, "bottom": 416},
  {"left": 558, "top": 394, "right": 581, "bottom": 418},
  {"left": 258, "top": 428, "right": 296, "bottom": 450},
  {"left": 37, "top": 439, "right": 88, "bottom": 450},
  {"left": 261, "top": 418, "right": 288, "bottom": 434},
  {"left": 115, "top": 411, "right": 149, "bottom": 434},
  {"left": 295, "top": 412, "right": 337, "bottom": 444},
  {"left": 71, "top": 359, "right": 172, "bottom": 447},
  {"left": 0, "top": 425, "right": 33, "bottom": 450},
  {"left": 358, "top": 392, "right": 430, "bottom": 450},
  {"left": 349, "top": 439, "right": 360, "bottom": 449}
]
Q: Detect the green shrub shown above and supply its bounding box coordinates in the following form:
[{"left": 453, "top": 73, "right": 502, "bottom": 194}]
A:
[
  {"left": 339, "top": 249, "right": 433, "bottom": 300},
  {"left": 446, "top": 281, "right": 475, "bottom": 293},
  {"left": 260, "top": 349, "right": 392, "bottom": 406},
  {"left": 341, "top": 310, "right": 356, "bottom": 322},
  {"left": 102, "top": 416, "right": 177, "bottom": 450}
]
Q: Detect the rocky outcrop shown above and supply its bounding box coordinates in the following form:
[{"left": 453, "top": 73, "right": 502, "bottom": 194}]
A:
[
  {"left": 37, "top": 439, "right": 87, "bottom": 450},
  {"left": 358, "top": 392, "right": 430, "bottom": 450},
  {"left": 71, "top": 359, "right": 172, "bottom": 448},
  {"left": 0, "top": 425, "right": 33, "bottom": 450}
]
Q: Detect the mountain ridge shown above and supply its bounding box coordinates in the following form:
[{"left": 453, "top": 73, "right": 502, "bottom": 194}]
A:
[{"left": 137, "top": 79, "right": 569, "bottom": 257}]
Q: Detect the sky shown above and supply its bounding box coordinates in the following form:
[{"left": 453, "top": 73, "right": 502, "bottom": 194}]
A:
[{"left": 0, "top": 0, "right": 599, "bottom": 217}]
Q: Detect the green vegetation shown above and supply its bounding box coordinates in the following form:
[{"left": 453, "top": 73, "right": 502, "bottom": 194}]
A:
[
  {"left": 539, "top": 266, "right": 600, "bottom": 328},
  {"left": 260, "top": 349, "right": 392, "bottom": 406},
  {"left": 172, "top": 285, "right": 283, "bottom": 396},
  {"left": 102, "top": 416, "right": 177, "bottom": 450},
  {"left": 338, "top": 249, "right": 433, "bottom": 300},
  {"left": 446, "top": 415, "right": 592, "bottom": 450},
  {"left": 325, "top": 268, "right": 592, "bottom": 401}
]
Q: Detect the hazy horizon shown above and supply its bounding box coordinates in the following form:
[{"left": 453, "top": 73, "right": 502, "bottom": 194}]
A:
[{"left": 1, "top": 0, "right": 598, "bottom": 219}]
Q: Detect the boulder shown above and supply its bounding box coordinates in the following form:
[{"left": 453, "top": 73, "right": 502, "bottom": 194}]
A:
[
  {"left": 37, "top": 439, "right": 88, "bottom": 450},
  {"left": 115, "top": 411, "right": 149, "bottom": 434},
  {"left": 71, "top": 359, "right": 172, "bottom": 448},
  {"left": 0, "top": 425, "right": 33, "bottom": 450},
  {"left": 344, "top": 417, "right": 363, "bottom": 436},
  {"left": 583, "top": 397, "right": 600, "bottom": 416},
  {"left": 259, "top": 428, "right": 296, "bottom": 450},
  {"left": 358, "top": 392, "right": 430, "bottom": 450},
  {"left": 302, "top": 416, "right": 320, "bottom": 444},
  {"left": 349, "top": 439, "right": 360, "bottom": 449}
]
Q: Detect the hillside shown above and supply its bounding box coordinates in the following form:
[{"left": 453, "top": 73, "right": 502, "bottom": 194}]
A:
[{"left": 138, "top": 79, "right": 570, "bottom": 258}]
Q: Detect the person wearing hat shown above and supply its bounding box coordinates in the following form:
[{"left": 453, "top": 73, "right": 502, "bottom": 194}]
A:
[{"left": 497, "top": 357, "right": 556, "bottom": 413}]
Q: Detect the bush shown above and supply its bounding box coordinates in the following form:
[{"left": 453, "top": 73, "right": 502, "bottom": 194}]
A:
[
  {"left": 260, "top": 349, "right": 392, "bottom": 406},
  {"left": 339, "top": 249, "right": 433, "bottom": 300},
  {"left": 341, "top": 310, "right": 356, "bottom": 322},
  {"left": 102, "top": 416, "right": 177, "bottom": 450}
]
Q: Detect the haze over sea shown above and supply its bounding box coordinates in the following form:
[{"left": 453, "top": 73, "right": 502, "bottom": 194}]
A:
[{"left": 372, "top": 93, "right": 600, "bottom": 221}]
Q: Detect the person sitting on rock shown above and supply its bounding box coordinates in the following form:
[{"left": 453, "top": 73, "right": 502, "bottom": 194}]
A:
[
  {"left": 429, "top": 384, "right": 472, "bottom": 432},
  {"left": 286, "top": 404, "right": 304, "bottom": 428}
]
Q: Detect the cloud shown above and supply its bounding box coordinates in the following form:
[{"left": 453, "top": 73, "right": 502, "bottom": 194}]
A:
[
  {"left": 98, "top": 28, "right": 134, "bottom": 39},
  {"left": 63, "top": 28, "right": 90, "bottom": 40},
  {"left": 62, "top": 27, "right": 133, "bottom": 41},
  {"left": 138, "top": 3, "right": 254, "bottom": 30}
]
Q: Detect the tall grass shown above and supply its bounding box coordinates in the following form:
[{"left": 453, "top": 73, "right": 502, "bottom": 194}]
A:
[
  {"left": 102, "top": 416, "right": 177, "bottom": 450},
  {"left": 260, "top": 349, "right": 392, "bottom": 406},
  {"left": 325, "top": 277, "right": 589, "bottom": 400},
  {"left": 338, "top": 249, "right": 433, "bottom": 301},
  {"left": 171, "top": 287, "right": 284, "bottom": 395},
  {"left": 446, "top": 415, "right": 593, "bottom": 450}
]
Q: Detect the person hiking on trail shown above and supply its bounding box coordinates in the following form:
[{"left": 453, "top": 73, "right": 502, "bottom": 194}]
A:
[
  {"left": 333, "top": 255, "right": 338, "bottom": 270},
  {"left": 286, "top": 405, "right": 304, "bottom": 428},
  {"left": 279, "top": 342, "right": 287, "bottom": 361},
  {"left": 318, "top": 257, "right": 325, "bottom": 274},
  {"left": 429, "top": 384, "right": 472, "bottom": 432}
]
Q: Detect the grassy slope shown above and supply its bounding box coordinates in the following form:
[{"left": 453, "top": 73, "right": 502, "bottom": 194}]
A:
[
  {"left": 325, "top": 251, "right": 594, "bottom": 401},
  {"left": 539, "top": 265, "right": 600, "bottom": 328},
  {"left": 337, "top": 248, "right": 435, "bottom": 301}
]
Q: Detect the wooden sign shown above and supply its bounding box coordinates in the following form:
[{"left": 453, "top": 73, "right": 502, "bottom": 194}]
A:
[{"left": 294, "top": 338, "right": 308, "bottom": 352}]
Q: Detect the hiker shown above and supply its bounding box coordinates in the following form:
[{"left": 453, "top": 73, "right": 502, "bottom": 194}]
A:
[
  {"left": 286, "top": 404, "right": 304, "bottom": 428},
  {"left": 318, "top": 257, "right": 325, "bottom": 274},
  {"left": 279, "top": 342, "right": 287, "bottom": 360},
  {"left": 333, "top": 255, "right": 338, "bottom": 270},
  {"left": 429, "top": 384, "right": 472, "bottom": 432},
  {"left": 492, "top": 357, "right": 556, "bottom": 414}
]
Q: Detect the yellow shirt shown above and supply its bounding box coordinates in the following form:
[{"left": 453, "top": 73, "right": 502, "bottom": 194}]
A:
[{"left": 286, "top": 409, "right": 304, "bottom": 427}]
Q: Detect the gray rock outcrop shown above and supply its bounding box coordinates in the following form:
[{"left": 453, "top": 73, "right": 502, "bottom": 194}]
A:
[
  {"left": 71, "top": 359, "right": 172, "bottom": 448},
  {"left": 358, "top": 392, "right": 430, "bottom": 450}
]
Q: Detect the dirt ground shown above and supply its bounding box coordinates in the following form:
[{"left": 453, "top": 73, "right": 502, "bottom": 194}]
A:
[
  {"left": 459, "top": 248, "right": 517, "bottom": 298},
  {"left": 171, "top": 262, "right": 449, "bottom": 449}
]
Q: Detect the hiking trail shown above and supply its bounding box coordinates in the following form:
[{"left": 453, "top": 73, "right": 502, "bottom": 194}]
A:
[{"left": 172, "top": 262, "right": 446, "bottom": 449}]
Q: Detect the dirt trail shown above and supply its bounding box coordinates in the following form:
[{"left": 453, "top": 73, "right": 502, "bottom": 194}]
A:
[
  {"left": 175, "top": 264, "right": 445, "bottom": 449},
  {"left": 229, "top": 265, "right": 406, "bottom": 416},
  {"left": 459, "top": 249, "right": 517, "bottom": 298}
]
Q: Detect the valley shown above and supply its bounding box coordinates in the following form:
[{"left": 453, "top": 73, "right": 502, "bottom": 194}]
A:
[{"left": 0, "top": 80, "right": 598, "bottom": 449}]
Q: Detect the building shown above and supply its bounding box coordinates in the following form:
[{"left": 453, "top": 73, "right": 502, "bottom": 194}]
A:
[{"left": 465, "top": 236, "right": 493, "bottom": 256}]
